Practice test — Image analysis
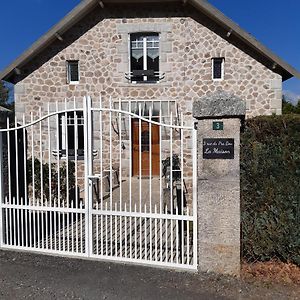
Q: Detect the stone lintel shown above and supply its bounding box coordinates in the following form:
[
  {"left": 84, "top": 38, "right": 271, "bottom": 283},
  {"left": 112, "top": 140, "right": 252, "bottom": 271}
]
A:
[{"left": 193, "top": 91, "right": 246, "bottom": 120}]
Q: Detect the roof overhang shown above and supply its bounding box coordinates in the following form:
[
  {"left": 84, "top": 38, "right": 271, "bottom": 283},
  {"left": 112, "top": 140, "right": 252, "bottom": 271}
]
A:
[{"left": 1, "top": 0, "right": 299, "bottom": 83}]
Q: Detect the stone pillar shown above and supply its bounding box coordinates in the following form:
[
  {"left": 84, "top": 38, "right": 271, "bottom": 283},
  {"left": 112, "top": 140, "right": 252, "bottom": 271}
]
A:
[{"left": 193, "top": 91, "right": 246, "bottom": 277}]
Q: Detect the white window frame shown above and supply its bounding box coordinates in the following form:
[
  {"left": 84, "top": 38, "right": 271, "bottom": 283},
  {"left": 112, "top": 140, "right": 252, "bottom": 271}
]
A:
[
  {"left": 67, "top": 60, "right": 80, "bottom": 85},
  {"left": 212, "top": 58, "right": 225, "bottom": 81},
  {"left": 129, "top": 33, "right": 160, "bottom": 84},
  {"left": 59, "top": 112, "right": 85, "bottom": 159}
]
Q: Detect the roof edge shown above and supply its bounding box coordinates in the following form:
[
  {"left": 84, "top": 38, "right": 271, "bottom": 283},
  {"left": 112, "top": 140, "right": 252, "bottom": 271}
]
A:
[
  {"left": 1, "top": 0, "right": 299, "bottom": 82},
  {"left": 0, "top": 0, "right": 98, "bottom": 82},
  {"left": 190, "top": 0, "right": 300, "bottom": 80}
]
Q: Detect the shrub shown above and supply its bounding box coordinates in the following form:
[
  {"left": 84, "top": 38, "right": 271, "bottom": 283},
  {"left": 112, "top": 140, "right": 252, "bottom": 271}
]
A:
[
  {"left": 27, "top": 158, "right": 76, "bottom": 205},
  {"left": 241, "top": 115, "right": 300, "bottom": 265}
]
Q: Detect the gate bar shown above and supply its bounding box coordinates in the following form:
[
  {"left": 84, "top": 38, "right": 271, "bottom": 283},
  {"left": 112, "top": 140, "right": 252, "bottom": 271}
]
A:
[
  {"left": 83, "top": 96, "right": 90, "bottom": 256},
  {"left": 192, "top": 123, "right": 198, "bottom": 268}
]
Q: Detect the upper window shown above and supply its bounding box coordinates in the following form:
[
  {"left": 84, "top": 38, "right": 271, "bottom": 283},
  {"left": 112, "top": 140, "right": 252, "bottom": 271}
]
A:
[
  {"left": 212, "top": 58, "right": 224, "bottom": 80},
  {"left": 59, "top": 111, "right": 84, "bottom": 158},
  {"left": 130, "top": 33, "right": 160, "bottom": 83},
  {"left": 67, "top": 61, "right": 79, "bottom": 84}
]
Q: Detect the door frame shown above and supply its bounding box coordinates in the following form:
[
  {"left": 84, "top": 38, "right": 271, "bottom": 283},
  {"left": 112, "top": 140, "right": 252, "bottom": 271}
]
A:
[{"left": 131, "top": 118, "right": 160, "bottom": 177}]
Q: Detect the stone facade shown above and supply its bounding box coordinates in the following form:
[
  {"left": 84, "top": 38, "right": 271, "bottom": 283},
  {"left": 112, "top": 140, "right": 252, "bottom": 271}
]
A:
[
  {"left": 14, "top": 3, "right": 282, "bottom": 121},
  {"left": 1, "top": 3, "right": 285, "bottom": 275},
  {"left": 11, "top": 2, "right": 283, "bottom": 213}
]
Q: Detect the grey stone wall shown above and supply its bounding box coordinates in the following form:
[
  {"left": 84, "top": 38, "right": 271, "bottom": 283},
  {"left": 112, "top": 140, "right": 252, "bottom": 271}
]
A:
[
  {"left": 11, "top": 3, "right": 282, "bottom": 220},
  {"left": 14, "top": 3, "right": 282, "bottom": 122}
]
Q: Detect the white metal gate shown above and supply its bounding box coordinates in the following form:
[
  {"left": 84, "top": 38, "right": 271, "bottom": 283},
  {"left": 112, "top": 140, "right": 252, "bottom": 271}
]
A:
[{"left": 0, "top": 96, "right": 197, "bottom": 270}]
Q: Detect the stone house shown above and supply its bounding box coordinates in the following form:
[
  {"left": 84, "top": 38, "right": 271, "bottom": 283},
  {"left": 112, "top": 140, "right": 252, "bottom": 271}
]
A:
[
  {"left": 0, "top": 0, "right": 299, "bottom": 193},
  {"left": 1, "top": 0, "right": 300, "bottom": 275}
]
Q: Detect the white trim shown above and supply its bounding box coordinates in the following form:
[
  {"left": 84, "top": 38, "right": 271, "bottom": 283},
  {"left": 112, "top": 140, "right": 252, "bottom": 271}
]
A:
[
  {"left": 212, "top": 57, "right": 225, "bottom": 81},
  {"left": 61, "top": 115, "right": 66, "bottom": 150},
  {"left": 0, "top": 246, "right": 197, "bottom": 271},
  {"left": 143, "top": 36, "right": 147, "bottom": 81}
]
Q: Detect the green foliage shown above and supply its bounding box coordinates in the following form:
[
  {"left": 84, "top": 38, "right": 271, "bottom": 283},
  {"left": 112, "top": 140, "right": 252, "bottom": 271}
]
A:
[
  {"left": 27, "top": 158, "right": 76, "bottom": 205},
  {"left": 241, "top": 115, "right": 300, "bottom": 265},
  {"left": 282, "top": 95, "right": 300, "bottom": 114},
  {"left": 162, "top": 154, "right": 181, "bottom": 181},
  {"left": 0, "top": 80, "right": 14, "bottom": 111}
]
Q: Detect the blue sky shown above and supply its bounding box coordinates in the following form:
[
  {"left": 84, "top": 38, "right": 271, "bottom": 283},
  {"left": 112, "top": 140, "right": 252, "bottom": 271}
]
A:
[{"left": 0, "top": 0, "right": 299, "bottom": 101}]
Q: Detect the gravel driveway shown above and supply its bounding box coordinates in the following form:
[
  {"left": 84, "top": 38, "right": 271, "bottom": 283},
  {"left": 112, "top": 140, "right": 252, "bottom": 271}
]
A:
[{"left": 0, "top": 250, "right": 298, "bottom": 299}]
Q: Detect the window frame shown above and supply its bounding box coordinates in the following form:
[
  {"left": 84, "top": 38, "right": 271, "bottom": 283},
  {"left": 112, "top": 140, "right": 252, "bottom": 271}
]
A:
[
  {"left": 212, "top": 57, "right": 225, "bottom": 81},
  {"left": 67, "top": 60, "right": 80, "bottom": 85},
  {"left": 129, "top": 32, "right": 160, "bottom": 84},
  {"left": 58, "top": 111, "right": 85, "bottom": 159}
]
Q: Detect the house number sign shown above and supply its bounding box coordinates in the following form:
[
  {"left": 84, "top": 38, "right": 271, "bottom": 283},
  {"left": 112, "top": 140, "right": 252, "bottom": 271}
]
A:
[
  {"left": 203, "top": 138, "right": 234, "bottom": 159},
  {"left": 213, "top": 121, "right": 224, "bottom": 131}
]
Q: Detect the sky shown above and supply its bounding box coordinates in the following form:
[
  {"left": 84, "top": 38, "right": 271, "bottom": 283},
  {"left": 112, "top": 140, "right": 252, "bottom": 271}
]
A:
[{"left": 0, "top": 0, "right": 299, "bottom": 102}]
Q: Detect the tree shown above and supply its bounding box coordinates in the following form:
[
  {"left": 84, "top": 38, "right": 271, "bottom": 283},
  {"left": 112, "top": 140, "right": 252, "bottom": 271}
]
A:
[
  {"left": 282, "top": 95, "right": 300, "bottom": 114},
  {"left": 0, "top": 80, "right": 14, "bottom": 110}
]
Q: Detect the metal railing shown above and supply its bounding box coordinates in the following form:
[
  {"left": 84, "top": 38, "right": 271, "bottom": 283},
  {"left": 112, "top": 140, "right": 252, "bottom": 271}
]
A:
[{"left": 0, "top": 96, "right": 197, "bottom": 270}]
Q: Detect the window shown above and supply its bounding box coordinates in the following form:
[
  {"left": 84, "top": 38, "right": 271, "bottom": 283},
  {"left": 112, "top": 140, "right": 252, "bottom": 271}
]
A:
[
  {"left": 212, "top": 58, "right": 224, "bottom": 80},
  {"left": 130, "top": 33, "right": 160, "bottom": 83},
  {"left": 59, "top": 112, "right": 84, "bottom": 158},
  {"left": 67, "top": 61, "right": 79, "bottom": 84}
]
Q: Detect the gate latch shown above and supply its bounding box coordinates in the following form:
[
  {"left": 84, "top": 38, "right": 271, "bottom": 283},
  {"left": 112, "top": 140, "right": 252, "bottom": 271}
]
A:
[{"left": 88, "top": 174, "right": 101, "bottom": 181}]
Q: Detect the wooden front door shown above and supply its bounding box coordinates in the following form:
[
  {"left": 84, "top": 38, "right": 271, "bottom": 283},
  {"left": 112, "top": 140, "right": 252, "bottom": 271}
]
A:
[{"left": 132, "top": 119, "right": 160, "bottom": 176}]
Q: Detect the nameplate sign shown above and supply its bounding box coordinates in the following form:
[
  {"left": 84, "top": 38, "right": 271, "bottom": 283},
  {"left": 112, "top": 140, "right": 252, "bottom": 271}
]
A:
[{"left": 203, "top": 138, "right": 234, "bottom": 159}]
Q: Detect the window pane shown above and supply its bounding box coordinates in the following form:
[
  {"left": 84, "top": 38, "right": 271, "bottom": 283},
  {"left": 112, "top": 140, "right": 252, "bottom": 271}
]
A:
[
  {"left": 213, "top": 58, "right": 223, "bottom": 79},
  {"left": 130, "top": 33, "right": 159, "bottom": 83},
  {"left": 68, "top": 61, "right": 79, "bottom": 82},
  {"left": 67, "top": 125, "right": 75, "bottom": 151},
  {"left": 59, "top": 111, "right": 84, "bottom": 156},
  {"left": 77, "top": 125, "right": 84, "bottom": 151},
  {"left": 147, "top": 54, "right": 159, "bottom": 82}
]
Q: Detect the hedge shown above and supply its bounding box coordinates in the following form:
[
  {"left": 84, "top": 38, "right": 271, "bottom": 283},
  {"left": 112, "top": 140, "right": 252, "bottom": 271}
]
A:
[{"left": 241, "top": 114, "right": 300, "bottom": 265}]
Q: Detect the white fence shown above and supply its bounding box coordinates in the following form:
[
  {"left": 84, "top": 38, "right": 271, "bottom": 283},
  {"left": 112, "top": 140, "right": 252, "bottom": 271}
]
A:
[{"left": 0, "top": 96, "right": 197, "bottom": 270}]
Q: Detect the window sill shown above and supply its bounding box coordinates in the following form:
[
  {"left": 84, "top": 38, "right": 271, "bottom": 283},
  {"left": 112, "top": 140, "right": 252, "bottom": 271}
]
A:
[
  {"left": 62, "top": 156, "right": 85, "bottom": 161},
  {"left": 52, "top": 150, "right": 98, "bottom": 160},
  {"left": 118, "top": 82, "right": 171, "bottom": 88}
]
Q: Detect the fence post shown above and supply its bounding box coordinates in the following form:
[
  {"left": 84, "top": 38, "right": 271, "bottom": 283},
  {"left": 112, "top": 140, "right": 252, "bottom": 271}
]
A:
[{"left": 193, "top": 91, "right": 246, "bottom": 277}]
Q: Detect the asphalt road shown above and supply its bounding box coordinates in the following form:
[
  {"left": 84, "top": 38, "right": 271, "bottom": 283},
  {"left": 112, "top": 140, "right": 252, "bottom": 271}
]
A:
[{"left": 0, "top": 250, "right": 297, "bottom": 300}]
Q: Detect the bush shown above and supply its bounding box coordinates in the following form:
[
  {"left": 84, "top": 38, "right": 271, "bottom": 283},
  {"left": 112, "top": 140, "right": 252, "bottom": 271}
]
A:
[
  {"left": 241, "top": 115, "right": 300, "bottom": 265},
  {"left": 27, "top": 158, "right": 76, "bottom": 205}
]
